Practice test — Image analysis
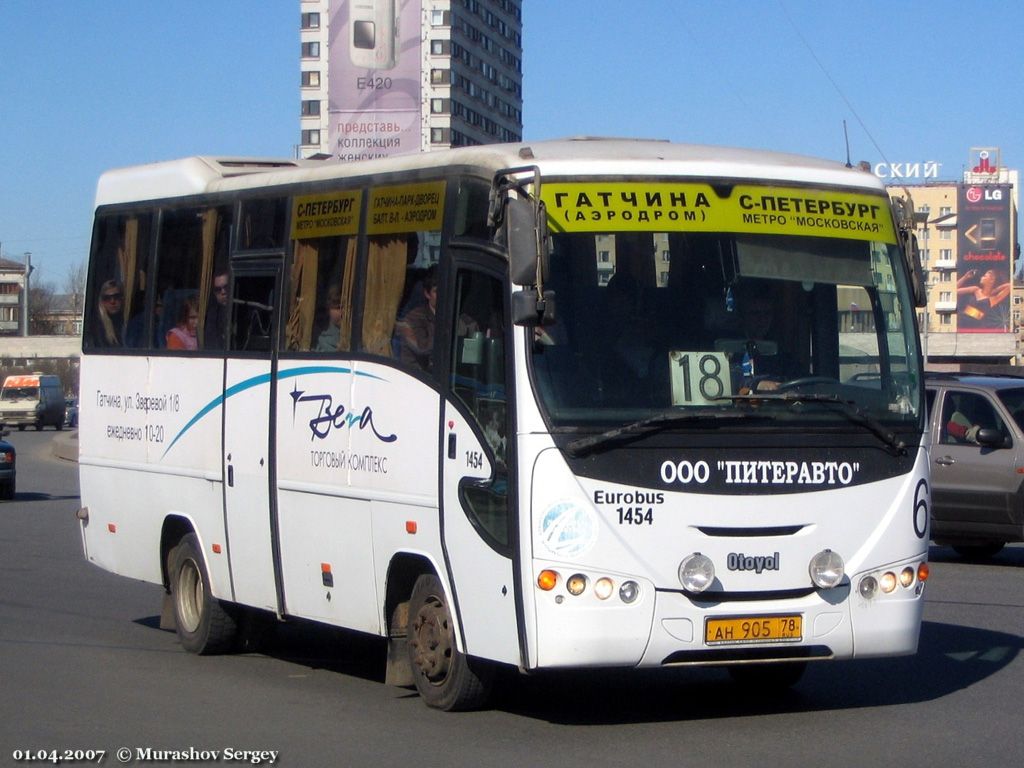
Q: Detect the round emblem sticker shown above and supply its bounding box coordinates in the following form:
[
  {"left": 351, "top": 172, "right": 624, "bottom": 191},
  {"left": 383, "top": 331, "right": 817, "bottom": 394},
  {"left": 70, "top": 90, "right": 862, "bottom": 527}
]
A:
[{"left": 537, "top": 501, "right": 598, "bottom": 558}]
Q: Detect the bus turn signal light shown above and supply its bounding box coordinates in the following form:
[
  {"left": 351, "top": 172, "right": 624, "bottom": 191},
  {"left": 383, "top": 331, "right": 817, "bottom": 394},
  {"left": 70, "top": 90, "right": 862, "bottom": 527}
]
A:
[{"left": 537, "top": 570, "right": 558, "bottom": 591}]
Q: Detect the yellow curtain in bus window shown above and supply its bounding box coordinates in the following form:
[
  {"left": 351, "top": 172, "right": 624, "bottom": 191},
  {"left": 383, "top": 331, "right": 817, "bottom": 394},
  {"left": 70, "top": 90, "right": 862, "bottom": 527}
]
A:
[
  {"left": 367, "top": 181, "right": 446, "bottom": 234},
  {"left": 292, "top": 190, "right": 362, "bottom": 240}
]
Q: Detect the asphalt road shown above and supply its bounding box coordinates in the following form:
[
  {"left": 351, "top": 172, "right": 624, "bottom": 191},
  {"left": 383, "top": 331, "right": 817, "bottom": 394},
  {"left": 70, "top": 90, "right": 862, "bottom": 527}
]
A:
[{"left": 1, "top": 429, "right": 1022, "bottom": 767}]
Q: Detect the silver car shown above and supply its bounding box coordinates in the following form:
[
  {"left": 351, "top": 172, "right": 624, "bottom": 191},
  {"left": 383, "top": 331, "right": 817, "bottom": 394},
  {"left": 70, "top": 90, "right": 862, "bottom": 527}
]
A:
[{"left": 925, "top": 372, "right": 1024, "bottom": 558}]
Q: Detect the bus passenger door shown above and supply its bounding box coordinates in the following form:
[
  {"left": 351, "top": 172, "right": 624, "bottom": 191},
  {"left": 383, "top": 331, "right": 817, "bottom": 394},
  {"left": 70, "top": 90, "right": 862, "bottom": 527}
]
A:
[
  {"left": 441, "top": 263, "right": 520, "bottom": 666},
  {"left": 222, "top": 267, "right": 283, "bottom": 614}
]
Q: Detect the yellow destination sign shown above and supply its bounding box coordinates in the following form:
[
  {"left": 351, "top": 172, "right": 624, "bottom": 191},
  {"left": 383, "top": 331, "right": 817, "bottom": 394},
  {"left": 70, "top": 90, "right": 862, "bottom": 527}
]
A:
[
  {"left": 542, "top": 182, "right": 896, "bottom": 243},
  {"left": 292, "top": 190, "right": 362, "bottom": 239},
  {"left": 367, "top": 181, "right": 446, "bottom": 235}
]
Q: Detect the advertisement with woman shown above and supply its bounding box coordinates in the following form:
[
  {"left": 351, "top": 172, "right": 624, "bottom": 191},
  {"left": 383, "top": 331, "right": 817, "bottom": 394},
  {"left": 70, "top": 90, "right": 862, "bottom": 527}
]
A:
[{"left": 956, "top": 183, "right": 1013, "bottom": 332}]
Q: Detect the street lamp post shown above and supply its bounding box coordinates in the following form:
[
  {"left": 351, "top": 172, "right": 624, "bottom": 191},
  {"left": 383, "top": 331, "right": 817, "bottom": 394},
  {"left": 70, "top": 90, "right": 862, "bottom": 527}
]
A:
[{"left": 22, "top": 252, "right": 32, "bottom": 337}]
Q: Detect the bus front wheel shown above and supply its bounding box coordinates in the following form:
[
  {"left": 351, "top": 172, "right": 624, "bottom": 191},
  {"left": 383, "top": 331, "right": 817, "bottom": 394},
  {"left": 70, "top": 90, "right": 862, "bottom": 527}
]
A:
[
  {"left": 168, "top": 532, "right": 237, "bottom": 654},
  {"left": 406, "top": 573, "right": 492, "bottom": 711}
]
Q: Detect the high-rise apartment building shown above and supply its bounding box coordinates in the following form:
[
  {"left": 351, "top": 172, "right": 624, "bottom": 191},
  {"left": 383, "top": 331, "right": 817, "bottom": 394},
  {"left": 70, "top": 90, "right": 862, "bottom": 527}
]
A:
[{"left": 299, "top": 1, "right": 522, "bottom": 161}]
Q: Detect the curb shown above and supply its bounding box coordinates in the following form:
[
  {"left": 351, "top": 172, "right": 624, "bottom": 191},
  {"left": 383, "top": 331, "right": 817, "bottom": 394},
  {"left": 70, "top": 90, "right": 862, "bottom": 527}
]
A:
[{"left": 52, "top": 431, "right": 79, "bottom": 462}]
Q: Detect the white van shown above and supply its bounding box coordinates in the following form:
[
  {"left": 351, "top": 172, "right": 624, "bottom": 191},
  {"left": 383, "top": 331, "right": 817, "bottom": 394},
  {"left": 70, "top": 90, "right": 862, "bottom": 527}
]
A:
[{"left": 0, "top": 374, "right": 65, "bottom": 431}]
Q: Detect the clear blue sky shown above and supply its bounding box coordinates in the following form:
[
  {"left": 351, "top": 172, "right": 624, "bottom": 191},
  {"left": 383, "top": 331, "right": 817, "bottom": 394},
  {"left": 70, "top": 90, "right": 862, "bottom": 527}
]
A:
[{"left": 2, "top": 1, "right": 1022, "bottom": 289}]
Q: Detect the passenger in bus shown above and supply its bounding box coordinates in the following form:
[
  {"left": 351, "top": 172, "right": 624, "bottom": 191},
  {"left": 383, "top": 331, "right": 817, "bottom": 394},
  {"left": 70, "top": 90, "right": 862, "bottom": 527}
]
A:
[
  {"left": 394, "top": 268, "right": 438, "bottom": 370},
  {"left": 91, "top": 279, "right": 125, "bottom": 348},
  {"left": 125, "top": 295, "right": 163, "bottom": 349},
  {"left": 315, "top": 286, "right": 344, "bottom": 352},
  {"left": 166, "top": 296, "right": 200, "bottom": 351},
  {"left": 204, "top": 269, "right": 230, "bottom": 349}
]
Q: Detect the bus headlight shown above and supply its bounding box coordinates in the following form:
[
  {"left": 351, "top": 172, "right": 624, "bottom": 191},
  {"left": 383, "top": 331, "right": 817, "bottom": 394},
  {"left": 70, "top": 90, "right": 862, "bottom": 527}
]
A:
[
  {"left": 809, "top": 549, "right": 845, "bottom": 589},
  {"left": 678, "top": 553, "right": 715, "bottom": 593}
]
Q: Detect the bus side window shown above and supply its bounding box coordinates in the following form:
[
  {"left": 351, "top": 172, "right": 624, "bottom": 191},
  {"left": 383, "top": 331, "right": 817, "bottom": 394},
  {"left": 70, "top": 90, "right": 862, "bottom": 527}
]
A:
[
  {"left": 155, "top": 205, "right": 230, "bottom": 352},
  {"left": 449, "top": 267, "right": 509, "bottom": 547},
  {"left": 86, "top": 213, "right": 153, "bottom": 351},
  {"left": 360, "top": 232, "right": 440, "bottom": 372},
  {"left": 285, "top": 236, "right": 356, "bottom": 353},
  {"left": 450, "top": 269, "right": 506, "bottom": 464},
  {"left": 230, "top": 274, "right": 278, "bottom": 352}
]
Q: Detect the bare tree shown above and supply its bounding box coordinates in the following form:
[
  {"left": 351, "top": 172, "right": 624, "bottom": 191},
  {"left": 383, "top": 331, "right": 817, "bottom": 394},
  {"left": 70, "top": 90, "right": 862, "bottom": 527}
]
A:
[
  {"left": 63, "top": 260, "right": 87, "bottom": 315},
  {"left": 29, "top": 278, "right": 60, "bottom": 335}
]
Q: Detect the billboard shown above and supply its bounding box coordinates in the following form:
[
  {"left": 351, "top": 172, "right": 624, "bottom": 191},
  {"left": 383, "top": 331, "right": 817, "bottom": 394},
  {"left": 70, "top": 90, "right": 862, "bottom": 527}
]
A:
[
  {"left": 956, "top": 183, "right": 1013, "bottom": 332},
  {"left": 328, "top": 1, "right": 423, "bottom": 162}
]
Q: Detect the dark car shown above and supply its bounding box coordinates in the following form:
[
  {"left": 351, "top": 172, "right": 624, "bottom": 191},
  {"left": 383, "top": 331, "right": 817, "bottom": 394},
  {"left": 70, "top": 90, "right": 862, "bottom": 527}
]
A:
[
  {"left": 925, "top": 372, "right": 1024, "bottom": 558},
  {"left": 0, "top": 429, "right": 15, "bottom": 499}
]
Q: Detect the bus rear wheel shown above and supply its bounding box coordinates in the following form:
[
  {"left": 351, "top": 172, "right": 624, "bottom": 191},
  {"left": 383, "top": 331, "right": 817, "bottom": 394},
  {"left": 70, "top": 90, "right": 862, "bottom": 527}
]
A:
[
  {"left": 168, "top": 532, "right": 237, "bottom": 654},
  {"left": 406, "top": 573, "right": 491, "bottom": 711}
]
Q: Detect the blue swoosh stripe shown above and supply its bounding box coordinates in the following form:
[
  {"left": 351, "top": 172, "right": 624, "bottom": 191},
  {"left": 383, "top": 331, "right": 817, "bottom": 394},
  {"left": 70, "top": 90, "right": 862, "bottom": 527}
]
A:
[{"left": 161, "top": 365, "right": 386, "bottom": 458}]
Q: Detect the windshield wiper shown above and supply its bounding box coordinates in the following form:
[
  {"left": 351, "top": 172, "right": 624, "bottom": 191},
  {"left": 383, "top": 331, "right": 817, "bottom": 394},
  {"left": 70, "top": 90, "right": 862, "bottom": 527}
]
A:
[
  {"left": 566, "top": 410, "right": 758, "bottom": 457},
  {"left": 713, "top": 392, "right": 907, "bottom": 454}
]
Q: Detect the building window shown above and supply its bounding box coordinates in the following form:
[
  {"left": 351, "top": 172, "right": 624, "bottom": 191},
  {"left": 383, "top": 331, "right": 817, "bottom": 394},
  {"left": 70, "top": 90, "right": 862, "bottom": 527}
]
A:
[
  {"left": 431, "top": 10, "right": 450, "bottom": 26},
  {"left": 301, "top": 100, "right": 321, "bottom": 117},
  {"left": 301, "top": 41, "right": 320, "bottom": 58},
  {"left": 430, "top": 98, "right": 450, "bottom": 114},
  {"left": 301, "top": 129, "right": 321, "bottom": 146},
  {"left": 430, "top": 127, "right": 450, "bottom": 144},
  {"left": 301, "top": 70, "right": 321, "bottom": 88},
  {"left": 430, "top": 68, "right": 451, "bottom": 85},
  {"left": 430, "top": 39, "right": 451, "bottom": 56},
  {"left": 301, "top": 12, "right": 320, "bottom": 29}
]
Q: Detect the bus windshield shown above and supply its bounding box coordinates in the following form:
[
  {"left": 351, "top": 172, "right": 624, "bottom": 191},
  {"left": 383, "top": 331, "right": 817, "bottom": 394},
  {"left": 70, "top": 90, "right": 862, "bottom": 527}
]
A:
[{"left": 530, "top": 228, "right": 921, "bottom": 433}]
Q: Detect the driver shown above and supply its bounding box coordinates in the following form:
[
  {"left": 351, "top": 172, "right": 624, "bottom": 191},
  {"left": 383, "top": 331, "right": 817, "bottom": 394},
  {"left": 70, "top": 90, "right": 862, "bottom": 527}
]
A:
[{"left": 734, "top": 290, "right": 798, "bottom": 393}]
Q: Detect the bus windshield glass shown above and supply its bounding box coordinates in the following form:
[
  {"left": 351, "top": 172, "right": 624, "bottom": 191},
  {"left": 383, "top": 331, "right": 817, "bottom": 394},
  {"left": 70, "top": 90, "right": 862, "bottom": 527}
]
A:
[{"left": 530, "top": 182, "right": 922, "bottom": 433}]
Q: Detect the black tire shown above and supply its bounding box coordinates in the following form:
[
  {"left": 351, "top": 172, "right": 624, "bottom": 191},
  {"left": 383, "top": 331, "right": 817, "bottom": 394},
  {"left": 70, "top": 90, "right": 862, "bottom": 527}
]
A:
[
  {"left": 407, "top": 573, "right": 492, "bottom": 711},
  {"left": 952, "top": 542, "right": 1005, "bottom": 559},
  {"left": 167, "top": 532, "right": 237, "bottom": 654},
  {"left": 728, "top": 662, "right": 806, "bottom": 689},
  {"left": 0, "top": 481, "right": 13, "bottom": 500}
]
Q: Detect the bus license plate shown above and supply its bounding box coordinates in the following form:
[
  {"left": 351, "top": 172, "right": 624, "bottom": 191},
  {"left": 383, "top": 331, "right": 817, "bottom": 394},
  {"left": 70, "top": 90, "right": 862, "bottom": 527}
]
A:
[{"left": 705, "top": 615, "right": 802, "bottom": 645}]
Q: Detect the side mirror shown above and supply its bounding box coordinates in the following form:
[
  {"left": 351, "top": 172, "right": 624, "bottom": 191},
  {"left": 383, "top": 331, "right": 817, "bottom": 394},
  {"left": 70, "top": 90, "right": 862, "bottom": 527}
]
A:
[
  {"left": 507, "top": 194, "right": 549, "bottom": 286},
  {"left": 976, "top": 428, "right": 1009, "bottom": 449},
  {"left": 891, "top": 195, "right": 928, "bottom": 308},
  {"left": 512, "top": 289, "right": 556, "bottom": 327},
  {"left": 905, "top": 233, "right": 927, "bottom": 308}
]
